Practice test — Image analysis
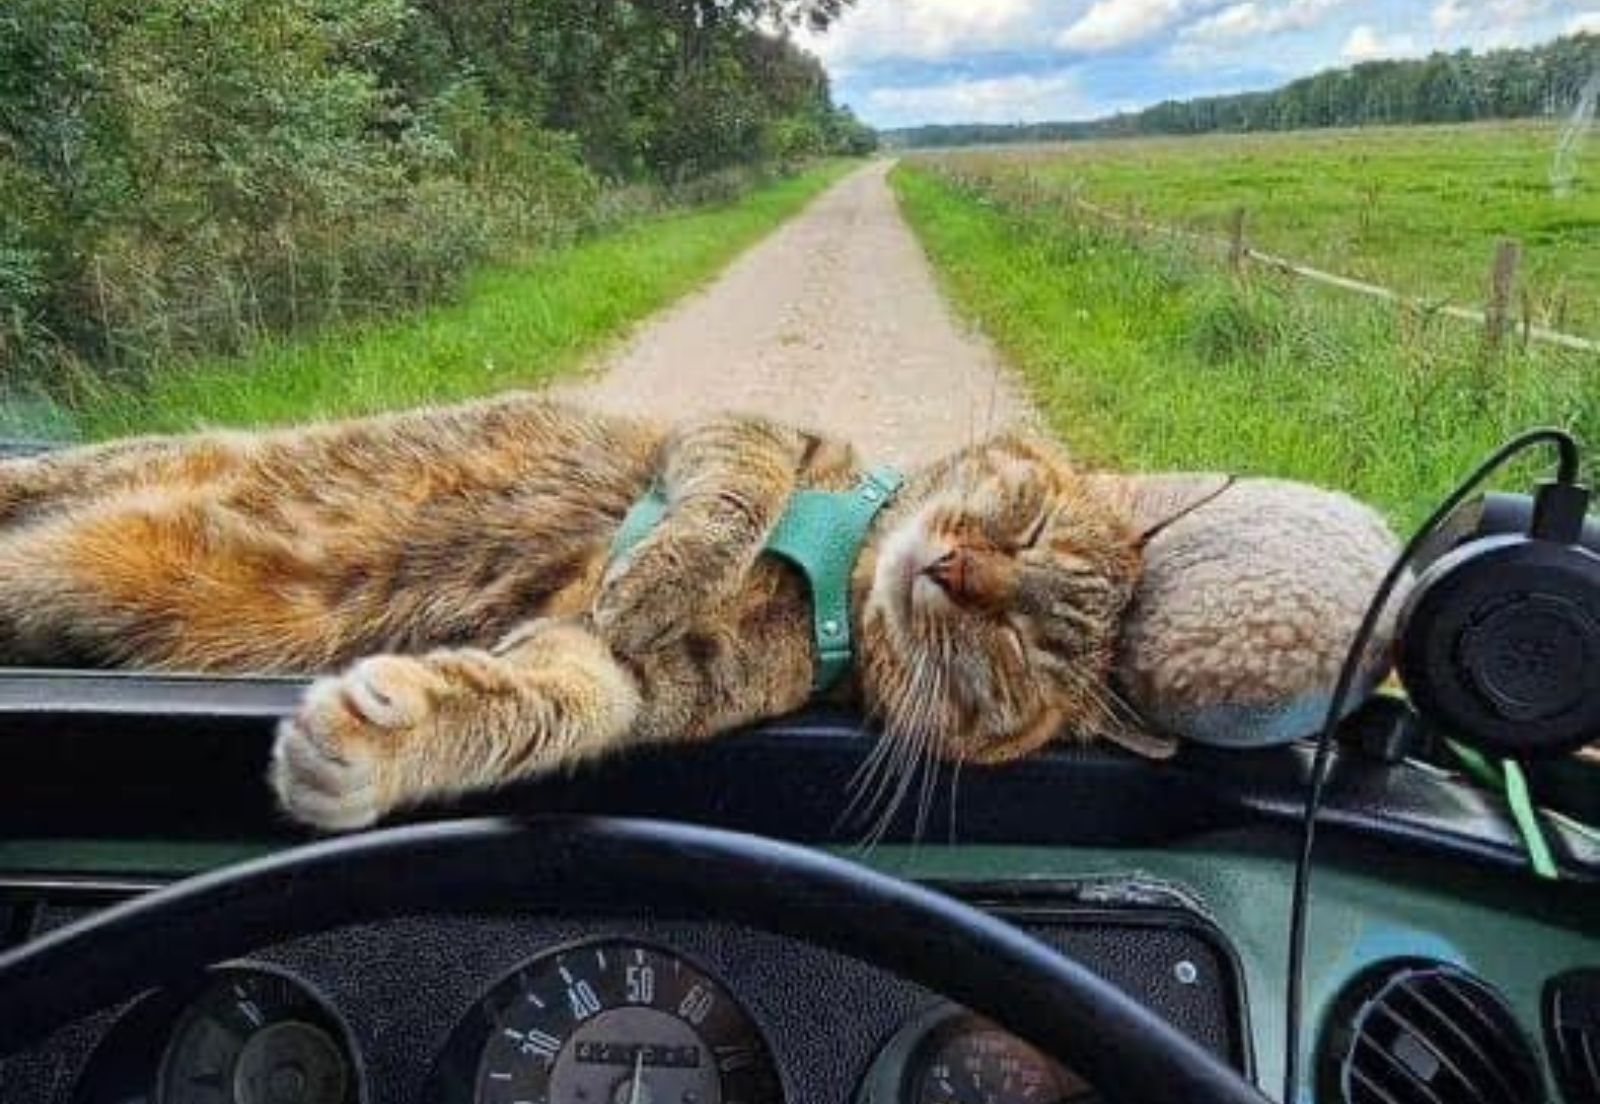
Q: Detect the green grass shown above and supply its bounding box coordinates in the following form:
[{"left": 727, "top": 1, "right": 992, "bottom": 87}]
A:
[
  {"left": 920, "top": 123, "right": 1600, "bottom": 337},
  {"left": 891, "top": 160, "right": 1599, "bottom": 530},
  {"left": 69, "top": 161, "right": 856, "bottom": 438}
]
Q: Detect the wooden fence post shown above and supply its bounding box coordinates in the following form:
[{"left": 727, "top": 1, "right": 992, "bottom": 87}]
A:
[
  {"left": 1228, "top": 207, "right": 1248, "bottom": 275},
  {"left": 1483, "top": 238, "right": 1521, "bottom": 355}
]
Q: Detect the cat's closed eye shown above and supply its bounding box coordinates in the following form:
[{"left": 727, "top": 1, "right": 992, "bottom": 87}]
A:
[{"left": 1009, "top": 510, "right": 1049, "bottom": 552}]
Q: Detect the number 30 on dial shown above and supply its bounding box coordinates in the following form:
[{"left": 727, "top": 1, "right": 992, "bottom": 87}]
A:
[{"left": 433, "top": 940, "right": 783, "bottom": 1104}]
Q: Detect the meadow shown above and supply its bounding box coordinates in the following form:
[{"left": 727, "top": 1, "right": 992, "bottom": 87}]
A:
[
  {"left": 892, "top": 128, "right": 1599, "bottom": 530},
  {"left": 54, "top": 162, "right": 853, "bottom": 439},
  {"left": 920, "top": 122, "right": 1599, "bottom": 338}
]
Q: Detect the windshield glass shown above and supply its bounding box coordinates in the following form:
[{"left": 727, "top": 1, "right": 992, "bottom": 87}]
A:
[{"left": 1, "top": 0, "right": 1597, "bottom": 692}]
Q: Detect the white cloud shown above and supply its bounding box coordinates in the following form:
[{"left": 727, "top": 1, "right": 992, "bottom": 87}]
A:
[
  {"left": 1340, "top": 23, "right": 1419, "bottom": 60},
  {"left": 1181, "top": 0, "right": 1349, "bottom": 42},
  {"left": 863, "top": 69, "right": 1110, "bottom": 126},
  {"left": 1568, "top": 10, "right": 1600, "bottom": 33},
  {"left": 1057, "top": 0, "right": 1197, "bottom": 52},
  {"left": 1416, "top": 0, "right": 1600, "bottom": 49},
  {"left": 1431, "top": 0, "right": 1470, "bottom": 31},
  {"left": 797, "top": 0, "right": 1040, "bottom": 67},
  {"left": 1467, "top": 0, "right": 1599, "bottom": 29}
]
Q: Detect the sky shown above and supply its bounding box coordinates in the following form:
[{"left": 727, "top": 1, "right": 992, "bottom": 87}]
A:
[{"left": 795, "top": 0, "right": 1600, "bottom": 129}]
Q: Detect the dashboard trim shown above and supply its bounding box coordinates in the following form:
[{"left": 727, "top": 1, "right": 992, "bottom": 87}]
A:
[{"left": 4, "top": 695, "right": 1596, "bottom": 879}]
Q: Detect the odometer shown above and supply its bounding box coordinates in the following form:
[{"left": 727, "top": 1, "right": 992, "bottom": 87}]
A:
[{"left": 457, "top": 940, "right": 782, "bottom": 1104}]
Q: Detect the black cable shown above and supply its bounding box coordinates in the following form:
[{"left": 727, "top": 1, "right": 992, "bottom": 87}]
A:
[{"left": 1281, "top": 427, "right": 1581, "bottom": 1104}]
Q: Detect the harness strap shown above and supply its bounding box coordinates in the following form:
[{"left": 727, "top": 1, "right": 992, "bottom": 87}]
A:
[{"left": 610, "top": 465, "right": 905, "bottom": 692}]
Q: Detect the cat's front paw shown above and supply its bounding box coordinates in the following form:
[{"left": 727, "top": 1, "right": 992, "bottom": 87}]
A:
[
  {"left": 594, "top": 552, "right": 697, "bottom": 656},
  {"left": 270, "top": 655, "right": 441, "bottom": 831}
]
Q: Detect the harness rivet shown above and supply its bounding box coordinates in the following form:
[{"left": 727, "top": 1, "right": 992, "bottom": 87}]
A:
[{"left": 822, "top": 619, "right": 841, "bottom": 636}]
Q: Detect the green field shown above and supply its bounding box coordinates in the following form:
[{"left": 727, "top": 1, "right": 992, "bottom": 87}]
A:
[
  {"left": 919, "top": 122, "right": 1599, "bottom": 338},
  {"left": 892, "top": 152, "right": 1599, "bottom": 531},
  {"left": 65, "top": 162, "right": 855, "bottom": 439}
]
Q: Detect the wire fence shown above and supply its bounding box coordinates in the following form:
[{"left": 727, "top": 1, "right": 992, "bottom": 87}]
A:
[{"left": 926, "top": 162, "right": 1600, "bottom": 357}]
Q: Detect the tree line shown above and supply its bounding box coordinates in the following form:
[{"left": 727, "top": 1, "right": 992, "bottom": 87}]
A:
[
  {"left": 887, "top": 33, "right": 1599, "bottom": 148},
  {"left": 1, "top": 0, "right": 874, "bottom": 388}
]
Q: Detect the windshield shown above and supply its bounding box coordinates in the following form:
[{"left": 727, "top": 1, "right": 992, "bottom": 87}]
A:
[{"left": 1, "top": 0, "right": 1597, "bottom": 684}]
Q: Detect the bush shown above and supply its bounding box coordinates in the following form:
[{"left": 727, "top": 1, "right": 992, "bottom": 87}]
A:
[{"left": 0, "top": 0, "right": 871, "bottom": 397}]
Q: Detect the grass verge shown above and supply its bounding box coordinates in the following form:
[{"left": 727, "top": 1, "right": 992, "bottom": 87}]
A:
[
  {"left": 916, "top": 123, "right": 1600, "bottom": 338},
  {"left": 891, "top": 161, "right": 1599, "bottom": 530},
  {"left": 68, "top": 160, "right": 856, "bottom": 438}
]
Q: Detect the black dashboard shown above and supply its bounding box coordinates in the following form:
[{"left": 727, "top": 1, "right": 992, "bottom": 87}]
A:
[
  {"left": 6, "top": 892, "right": 1245, "bottom": 1104},
  {"left": 0, "top": 676, "right": 1597, "bottom": 1104}
]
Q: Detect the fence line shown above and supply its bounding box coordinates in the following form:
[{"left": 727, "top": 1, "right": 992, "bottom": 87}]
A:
[
  {"left": 1071, "top": 192, "right": 1600, "bottom": 355},
  {"left": 951, "top": 171, "right": 1600, "bottom": 356}
]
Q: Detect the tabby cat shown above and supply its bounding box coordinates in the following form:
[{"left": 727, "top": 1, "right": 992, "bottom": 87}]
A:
[{"left": 0, "top": 394, "right": 1172, "bottom": 830}]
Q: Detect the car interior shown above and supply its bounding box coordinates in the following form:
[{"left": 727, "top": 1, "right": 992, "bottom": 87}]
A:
[
  {"left": 2, "top": 6, "right": 1599, "bottom": 1104},
  {"left": 0, "top": 643, "right": 1596, "bottom": 1104}
]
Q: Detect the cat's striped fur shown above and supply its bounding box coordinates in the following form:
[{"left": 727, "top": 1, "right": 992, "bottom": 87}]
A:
[{"left": 0, "top": 394, "right": 1148, "bottom": 829}]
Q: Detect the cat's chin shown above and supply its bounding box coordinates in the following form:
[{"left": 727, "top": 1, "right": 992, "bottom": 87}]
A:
[{"left": 866, "top": 515, "right": 954, "bottom": 636}]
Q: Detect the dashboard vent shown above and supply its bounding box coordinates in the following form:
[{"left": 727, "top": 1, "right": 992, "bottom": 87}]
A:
[
  {"left": 1546, "top": 968, "right": 1600, "bottom": 1104},
  {"left": 1321, "top": 960, "right": 1543, "bottom": 1104}
]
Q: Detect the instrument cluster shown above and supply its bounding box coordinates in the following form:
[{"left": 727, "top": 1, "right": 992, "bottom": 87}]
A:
[
  {"left": 72, "top": 939, "right": 1097, "bottom": 1104},
  {"left": 73, "top": 965, "right": 360, "bottom": 1104}
]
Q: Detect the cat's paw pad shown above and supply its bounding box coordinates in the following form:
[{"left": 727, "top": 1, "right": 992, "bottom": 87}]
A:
[
  {"left": 271, "top": 711, "right": 382, "bottom": 831},
  {"left": 269, "top": 657, "right": 439, "bottom": 831}
]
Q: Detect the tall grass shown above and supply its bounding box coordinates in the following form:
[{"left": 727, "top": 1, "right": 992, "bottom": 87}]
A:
[
  {"left": 64, "top": 161, "right": 854, "bottom": 438},
  {"left": 923, "top": 123, "right": 1600, "bottom": 338},
  {"left": 892, "top": 162, "right": 1598, "bottom": 531}
]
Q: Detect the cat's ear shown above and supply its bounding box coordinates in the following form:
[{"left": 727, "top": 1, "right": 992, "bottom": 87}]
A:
[
  {"left": 1085, "top": 473, "right": 1234, "bottom": 546},
  {"left": 1098, "top": 716, "right": 1180, "bottom": 760}
]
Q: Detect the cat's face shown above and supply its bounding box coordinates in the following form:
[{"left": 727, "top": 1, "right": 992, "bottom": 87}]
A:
[{"left": 859, "top": 434, "right": 1140, "bottom": 765}]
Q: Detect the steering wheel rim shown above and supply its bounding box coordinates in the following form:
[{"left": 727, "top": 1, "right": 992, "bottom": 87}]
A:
[{"left": 0, "top": 817, "right": 1269, "bottom": 1104}]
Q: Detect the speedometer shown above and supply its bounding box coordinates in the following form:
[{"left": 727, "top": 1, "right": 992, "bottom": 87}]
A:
[{"left": 436, "top": 940, "right": 783, "bottom": 1104}]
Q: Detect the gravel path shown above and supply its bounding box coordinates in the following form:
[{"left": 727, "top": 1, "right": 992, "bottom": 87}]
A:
[{"left": 553, "top": 160, "right": 1039, "bottom": 468}]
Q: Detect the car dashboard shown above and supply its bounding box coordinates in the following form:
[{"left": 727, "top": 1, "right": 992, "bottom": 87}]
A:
[{"left": 0, "top": 672, "right": 1596, "bottom": 1104}]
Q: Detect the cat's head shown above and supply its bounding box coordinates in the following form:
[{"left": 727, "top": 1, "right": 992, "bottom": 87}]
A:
[{"left": 858, "top": 433, "right": 1153, "bottom": 767}]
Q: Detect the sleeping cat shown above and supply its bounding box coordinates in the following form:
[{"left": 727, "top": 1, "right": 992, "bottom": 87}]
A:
[{"left": 0, "top": 394, "right": 1176, "bottom": 830}]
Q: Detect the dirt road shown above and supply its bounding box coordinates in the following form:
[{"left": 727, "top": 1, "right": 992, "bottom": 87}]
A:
[{"left": 555, "top": 160, "right": 1038, "bottom": 468}]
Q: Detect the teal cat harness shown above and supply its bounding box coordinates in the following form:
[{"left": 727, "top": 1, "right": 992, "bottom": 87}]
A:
[{"left": 609, "top": 465, "right": 906, "bottom": 692}]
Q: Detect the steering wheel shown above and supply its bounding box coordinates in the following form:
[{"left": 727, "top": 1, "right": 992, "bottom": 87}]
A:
[{"left": 0, "top": 817, "right": 1270, "bottom": 1104}]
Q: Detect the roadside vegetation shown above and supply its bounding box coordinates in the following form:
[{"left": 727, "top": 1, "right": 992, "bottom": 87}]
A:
[
  {"left": 892, "top": 158, "right": 1599, "bottom": 531},
  {"left": 1, "top": 0, "right": 873, "bottom": 421},
  {"left": 73, "top": 161, "right": 852, "bottom": 436}
]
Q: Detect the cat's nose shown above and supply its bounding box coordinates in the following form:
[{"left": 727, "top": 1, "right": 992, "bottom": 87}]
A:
[
  {"left": 922, "top": 546, "right": 1014, "bottom": 611},
  {"left": 922, "top": 550, "right": 964, "bottom": 599}
]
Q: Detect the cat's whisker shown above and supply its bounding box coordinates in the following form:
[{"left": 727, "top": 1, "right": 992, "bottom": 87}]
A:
[
  {"left": 910, "top": 670, "right": 948, "bottom": 844},
  {"left": 945, "top": 755, "right": 964, "bottom": 845},
  {"left": 839, "top": 712, "right": 904, "bottom": 831},
  {"left": 844, "top": 660, "right": 928, "bottom": 835},
  {"left": 1080, "top": 670, "right": 1144, "bottom": 729},
  {"left": 858, "top": 654, "right": 943, "bottom": 846}
]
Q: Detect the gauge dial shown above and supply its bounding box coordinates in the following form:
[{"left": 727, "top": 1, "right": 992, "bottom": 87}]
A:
[
  {"left": 905, "top": 1015, "right": 1095, "bottom": 1104},
  {"left": 156, "top": 967, "right": 357, "bottom": 1104},
  {"left": 464, "top": 940, "right": 782, "bottom": 1104}
]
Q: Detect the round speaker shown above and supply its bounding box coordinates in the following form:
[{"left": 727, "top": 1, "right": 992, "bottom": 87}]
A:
[{"left": 1397, "top": 534, "right": 1600, "bottom": 758}]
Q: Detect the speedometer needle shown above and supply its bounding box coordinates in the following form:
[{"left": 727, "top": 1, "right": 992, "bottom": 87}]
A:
[{"left": 627, "top": 1049, "right": 645, "bottom": 1104}]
